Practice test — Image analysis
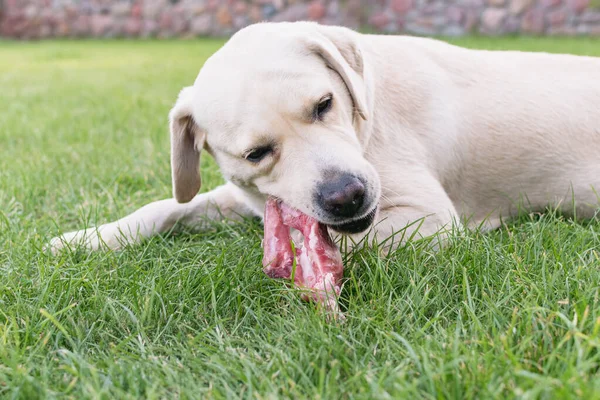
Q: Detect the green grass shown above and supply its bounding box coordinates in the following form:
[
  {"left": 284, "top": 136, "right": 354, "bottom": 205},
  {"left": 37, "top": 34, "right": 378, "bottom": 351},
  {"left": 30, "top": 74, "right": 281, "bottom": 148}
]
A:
[{"left": 1, "top": 36, "right": 600, "bottom": 399}]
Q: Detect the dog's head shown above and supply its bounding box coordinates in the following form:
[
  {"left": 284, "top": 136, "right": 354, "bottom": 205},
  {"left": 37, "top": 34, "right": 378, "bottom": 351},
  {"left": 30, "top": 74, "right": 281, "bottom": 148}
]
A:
[{"left": 169, "top": 22, "right": 381, "bottom": 234}]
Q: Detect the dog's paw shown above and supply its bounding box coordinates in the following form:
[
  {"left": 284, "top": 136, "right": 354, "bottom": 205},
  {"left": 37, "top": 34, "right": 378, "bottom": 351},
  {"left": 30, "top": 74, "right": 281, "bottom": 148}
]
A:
[
  {"left": 43, "top": 229, "right": 110, "bottom": 255},
  {"left": 43, "top": 232, "right": 76, "bottom": 255},
  {"left": 44, "top": 223, "right": 146, "bottom": 255}
]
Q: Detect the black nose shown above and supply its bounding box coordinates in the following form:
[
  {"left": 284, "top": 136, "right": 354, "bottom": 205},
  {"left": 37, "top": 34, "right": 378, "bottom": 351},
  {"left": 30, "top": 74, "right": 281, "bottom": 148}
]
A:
[{"left": 316, "top": 173, "right": 366, "bottom": 219}]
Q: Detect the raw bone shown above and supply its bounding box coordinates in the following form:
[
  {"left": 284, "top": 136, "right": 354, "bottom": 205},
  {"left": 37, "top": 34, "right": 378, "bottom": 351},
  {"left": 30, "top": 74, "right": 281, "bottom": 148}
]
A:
[{"left": 262, "top": 197, "right": 344, "bottom": 316}]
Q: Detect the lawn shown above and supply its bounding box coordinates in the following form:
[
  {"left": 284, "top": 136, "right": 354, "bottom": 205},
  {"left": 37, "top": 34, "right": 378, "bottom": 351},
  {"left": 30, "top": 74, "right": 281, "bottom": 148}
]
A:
[{"left": 1, "top": 35, "right": 600, "bottom": 399}]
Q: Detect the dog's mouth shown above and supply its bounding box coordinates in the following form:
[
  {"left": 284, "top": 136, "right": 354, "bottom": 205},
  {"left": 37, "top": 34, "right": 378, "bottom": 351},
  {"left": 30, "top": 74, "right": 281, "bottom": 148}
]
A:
[{"left": 326, "top": 207, "right": 378, "bottom": 235}]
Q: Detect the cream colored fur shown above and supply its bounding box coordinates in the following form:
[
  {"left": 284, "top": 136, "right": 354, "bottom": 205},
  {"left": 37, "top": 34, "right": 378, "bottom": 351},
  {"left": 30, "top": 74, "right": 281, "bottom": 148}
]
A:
[{"left": 47, "top": 21, "right": 600, "bottom": 254}]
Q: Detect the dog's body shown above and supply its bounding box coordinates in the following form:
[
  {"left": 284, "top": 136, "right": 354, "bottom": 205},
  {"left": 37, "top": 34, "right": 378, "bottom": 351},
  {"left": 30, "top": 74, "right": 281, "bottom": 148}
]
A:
[{"left": 48, "top": 22, "right": 600, "bottom": 254}]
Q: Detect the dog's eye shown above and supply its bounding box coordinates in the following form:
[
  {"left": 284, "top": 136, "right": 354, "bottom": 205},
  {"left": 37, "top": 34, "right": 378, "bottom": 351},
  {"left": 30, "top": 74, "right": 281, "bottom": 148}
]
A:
[
  {"left": 245, "top": 146, "right": 273, "bottom": 163},
  {"left": 314, "top": 95, "right": 333, "bottom": 121}
]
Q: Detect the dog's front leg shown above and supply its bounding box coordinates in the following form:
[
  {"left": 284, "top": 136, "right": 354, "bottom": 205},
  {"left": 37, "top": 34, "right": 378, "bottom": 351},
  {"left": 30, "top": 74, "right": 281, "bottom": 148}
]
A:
[
  {"left": 46, "top": 182, "right": 262, "bottom": 254},
  {"left": 364, "top": 204, "right": 461, "bottom": 254}
]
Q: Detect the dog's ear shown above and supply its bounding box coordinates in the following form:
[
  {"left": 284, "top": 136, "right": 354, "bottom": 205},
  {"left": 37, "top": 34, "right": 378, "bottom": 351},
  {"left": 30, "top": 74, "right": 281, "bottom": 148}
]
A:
[
  {"left": 170, "top": 86, "right": 204, "bottom": 203},
  {"left": 308, "top": 26, "right": 368, "bottom": 121}
]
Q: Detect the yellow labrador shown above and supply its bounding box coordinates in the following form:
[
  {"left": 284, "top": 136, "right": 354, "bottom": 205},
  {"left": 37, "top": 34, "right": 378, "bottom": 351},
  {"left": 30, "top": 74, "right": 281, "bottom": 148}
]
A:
[{"left": 48, "top": 21, "right": 600, "bottom": 255}]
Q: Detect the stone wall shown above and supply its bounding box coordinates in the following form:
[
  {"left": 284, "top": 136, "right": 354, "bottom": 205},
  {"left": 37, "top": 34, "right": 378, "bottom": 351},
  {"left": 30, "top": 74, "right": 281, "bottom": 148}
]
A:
[{"left": 1, "top": 0, "right": 600, "bottom": 39}]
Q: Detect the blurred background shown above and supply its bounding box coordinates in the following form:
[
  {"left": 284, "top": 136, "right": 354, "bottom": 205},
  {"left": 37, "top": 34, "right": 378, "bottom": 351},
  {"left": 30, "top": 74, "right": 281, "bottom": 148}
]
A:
[{"left": 1, "top": 0, "right": 600, "bottom": 40}]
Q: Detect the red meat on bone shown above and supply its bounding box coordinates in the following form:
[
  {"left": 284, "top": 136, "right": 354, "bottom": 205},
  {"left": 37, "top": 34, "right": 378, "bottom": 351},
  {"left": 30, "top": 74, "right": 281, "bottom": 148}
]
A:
[{"left": 262, "top": 197, "right": 344, "bottom": 314}]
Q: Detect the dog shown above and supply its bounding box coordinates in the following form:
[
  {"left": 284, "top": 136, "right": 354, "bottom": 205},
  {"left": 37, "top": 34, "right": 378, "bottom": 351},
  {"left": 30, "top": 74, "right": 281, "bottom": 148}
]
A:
[{"left": 47, "top": 21, "right": 600, "bottom": 256}]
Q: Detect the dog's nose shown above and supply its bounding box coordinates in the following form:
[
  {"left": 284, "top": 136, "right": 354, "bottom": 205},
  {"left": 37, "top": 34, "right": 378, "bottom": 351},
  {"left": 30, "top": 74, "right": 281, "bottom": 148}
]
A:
[{"left": 317, "top": 173, "right": 366, "bottom": 218}]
